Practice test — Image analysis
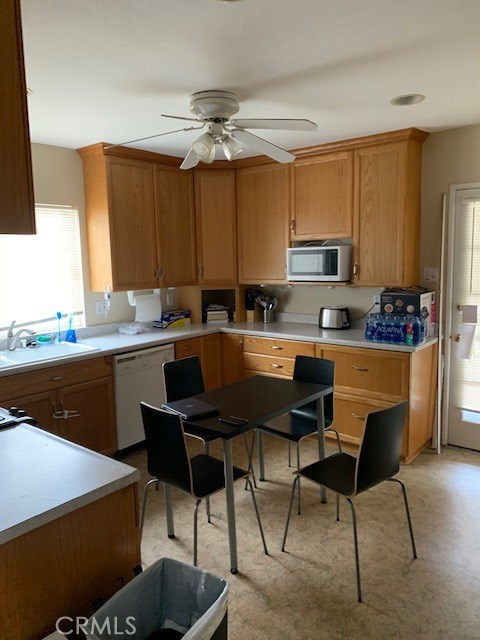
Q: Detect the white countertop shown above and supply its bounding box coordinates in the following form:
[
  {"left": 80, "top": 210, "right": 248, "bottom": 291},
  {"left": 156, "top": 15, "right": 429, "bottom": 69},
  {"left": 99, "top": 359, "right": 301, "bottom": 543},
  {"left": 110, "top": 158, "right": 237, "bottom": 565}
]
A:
[
  {"left": 0, "top": 424, "right": 140, "bottom": 544},
  {"left": 0, "top": 321, "right": 437, "bottom": 378}
]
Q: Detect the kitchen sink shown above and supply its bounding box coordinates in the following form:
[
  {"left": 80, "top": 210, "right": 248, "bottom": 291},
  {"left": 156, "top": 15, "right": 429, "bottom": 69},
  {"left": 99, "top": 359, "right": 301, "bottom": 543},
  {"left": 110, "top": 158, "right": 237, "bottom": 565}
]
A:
[{"left": 0, "top": 342, "right": 100, "bottom": 369}]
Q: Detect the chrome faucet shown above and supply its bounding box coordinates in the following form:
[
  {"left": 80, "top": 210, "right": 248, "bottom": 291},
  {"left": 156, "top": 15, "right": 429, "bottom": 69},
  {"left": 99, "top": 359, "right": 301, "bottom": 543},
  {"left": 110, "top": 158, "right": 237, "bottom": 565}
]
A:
[{"left": 7, "top": 320, "right": 35, "bottom": 351}]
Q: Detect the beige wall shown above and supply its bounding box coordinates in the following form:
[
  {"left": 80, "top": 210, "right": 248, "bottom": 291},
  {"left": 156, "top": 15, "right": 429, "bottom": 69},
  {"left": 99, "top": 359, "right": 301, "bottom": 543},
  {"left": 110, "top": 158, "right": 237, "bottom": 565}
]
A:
[{"left": 31, "top": 143, "right": 134, "bottom": 326}]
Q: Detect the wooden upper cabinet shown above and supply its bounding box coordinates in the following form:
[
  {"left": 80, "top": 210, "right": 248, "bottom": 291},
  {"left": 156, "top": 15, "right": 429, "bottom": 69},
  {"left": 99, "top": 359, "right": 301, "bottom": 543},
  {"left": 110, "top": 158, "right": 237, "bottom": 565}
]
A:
[
  {"left": 291, "top": 151, "right": 353, "bottom": 240},
  {"left": 107, "top": 157, "right": 158, "bottom": 290},
  {"left": 194, "top": 169, "right": 237, "bottom": 285},
  {"left": 154, "top": 165, "right": 196, "bottom": 287},
  {"left": 237, "top": 163, "right": 290, "bottom": 283},
  {"left": 352, "top": 139, "right": 422, "bottom": 287},
  {"left": 0, "top": 0, "right": 35, "bottom": 234}
]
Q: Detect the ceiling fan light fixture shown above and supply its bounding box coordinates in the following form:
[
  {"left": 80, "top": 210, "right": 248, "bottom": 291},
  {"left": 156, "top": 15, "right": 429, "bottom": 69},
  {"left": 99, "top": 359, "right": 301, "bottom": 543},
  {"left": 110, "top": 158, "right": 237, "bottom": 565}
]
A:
[
  {"left": 221, "top": 135, "right": 244, "bottom": 160},
  {"left": 192, "top": 132, "right": 215, "bottom": 158}
]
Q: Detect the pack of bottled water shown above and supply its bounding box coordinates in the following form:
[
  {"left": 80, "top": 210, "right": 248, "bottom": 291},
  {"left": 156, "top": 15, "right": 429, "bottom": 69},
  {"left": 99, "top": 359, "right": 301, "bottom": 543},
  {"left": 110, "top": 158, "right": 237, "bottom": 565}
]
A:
[{"left": 365, "top": 313, "right": 426, "bottom": 346}]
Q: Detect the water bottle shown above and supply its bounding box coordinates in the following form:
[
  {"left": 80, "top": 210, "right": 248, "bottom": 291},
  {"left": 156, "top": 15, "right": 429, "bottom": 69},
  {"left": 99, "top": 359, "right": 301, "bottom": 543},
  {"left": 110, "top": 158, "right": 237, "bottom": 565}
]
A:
[
  {"left": 418, "top": 316, "right": 427, "bottom": 344},
  {"left": 365, "top": 314, "right": 375, "bottom": 341},
  {"left": 383, "top": 314, "right": 393, "bottom": 344},
  {"left": 393, "top": 315, "right": 404, "bottom": 344},
  {"left": 405, "top": 317, "right": 414, "bottom": 346},
  {"left": 411, "top": 316, "right": 421, "bottom": 345}
]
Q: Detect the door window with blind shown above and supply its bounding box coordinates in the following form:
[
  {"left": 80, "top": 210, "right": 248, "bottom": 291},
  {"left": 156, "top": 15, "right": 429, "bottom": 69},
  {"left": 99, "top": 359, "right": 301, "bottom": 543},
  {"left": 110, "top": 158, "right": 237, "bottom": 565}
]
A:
[
  {"left": 0, "top": 205, "right": 85, "bottom": 331},
  {"left": 448, "top": 188, "right": 480, "bottom": 451}
]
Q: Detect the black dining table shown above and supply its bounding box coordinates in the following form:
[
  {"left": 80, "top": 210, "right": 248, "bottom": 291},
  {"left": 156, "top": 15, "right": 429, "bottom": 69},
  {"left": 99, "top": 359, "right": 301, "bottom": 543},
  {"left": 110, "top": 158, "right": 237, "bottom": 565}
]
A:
[{"left": 164, "top": 374, "right": 333, "bottom": 574}]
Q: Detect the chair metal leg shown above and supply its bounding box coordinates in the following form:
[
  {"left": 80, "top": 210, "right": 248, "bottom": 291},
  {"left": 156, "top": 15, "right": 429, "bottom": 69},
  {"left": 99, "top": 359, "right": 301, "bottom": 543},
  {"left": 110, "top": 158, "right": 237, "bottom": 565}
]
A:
[
  {"left": 243, "top": 432, "right": 257, "bottom": 490},
  {"left": 193, "top": 499, "right": 201, "bottom": 566},
  {"left": 336, "top": 494, "right": 340, "bottom": 521},
  {"left": 140, "top": 478, "right": 159, "bottom": 540},
  {"left": 327, "top": 428, "right": 342, "bottom": 453},
  {"left": 282, "top": 476, "right": 300, "bottom": 552},
  {"left": 288, "top": 442, "right": 292, "bottom": 467},
  {"left": 387, "top": 478, "right": 417, "bottom": 559},
  {"left": 205, "top": 442, "right": 211, "bottom": 523},
  {"left": 346, "top": 498, "right": 362, "bottom": 603},
  {"left": 296, "top": 442, "right": 301, "bottom": 515},
  {"left": 246, "top": 477, "right": 268, "bottom": 555},
  {"left": 257, "top": 430, "right": 266, "bottom": 481}
]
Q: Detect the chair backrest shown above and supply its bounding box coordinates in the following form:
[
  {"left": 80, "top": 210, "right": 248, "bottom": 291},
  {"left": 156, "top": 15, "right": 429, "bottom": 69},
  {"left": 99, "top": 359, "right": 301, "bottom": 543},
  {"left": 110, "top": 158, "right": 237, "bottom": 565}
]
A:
[
  {"left": 292, "top": 355, "right": 335, "bottom": 427},
  {"left": 163, "top": 356, "right": 205, "bottom": 402},
  {"left": 355, "top": 401, "right": 408, "bottom": 494},
  {"left": 140, "top": 402, "right": 192, "bottom": 494}
]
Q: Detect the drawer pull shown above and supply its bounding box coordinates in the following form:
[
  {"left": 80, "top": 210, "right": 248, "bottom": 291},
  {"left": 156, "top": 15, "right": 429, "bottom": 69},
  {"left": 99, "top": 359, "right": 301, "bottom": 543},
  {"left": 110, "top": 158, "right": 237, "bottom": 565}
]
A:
[
  {"left": 271, "top": 363, "right": 283, "bottom": 369},
  {"left": 183, "top": 345, "right": 192, "bottom": 350},
  {"left": 271, "top": 346, "right": 283, "bottom": 350},
  {"left": 49, "top": 375, "right": 63, "bottom": 381},
  {"left": 352, "top": 366, "right": 369, "bottom": 372},
  {"left": 352, "top": 413, "right": 366, "bottom": 420}
]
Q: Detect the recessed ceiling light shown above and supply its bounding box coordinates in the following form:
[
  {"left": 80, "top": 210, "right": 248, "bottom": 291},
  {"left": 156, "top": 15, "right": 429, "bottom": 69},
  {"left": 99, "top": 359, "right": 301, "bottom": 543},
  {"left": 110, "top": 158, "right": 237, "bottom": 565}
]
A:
[{"left": 390, "top": 94, "right": 425, "bottom": 106}]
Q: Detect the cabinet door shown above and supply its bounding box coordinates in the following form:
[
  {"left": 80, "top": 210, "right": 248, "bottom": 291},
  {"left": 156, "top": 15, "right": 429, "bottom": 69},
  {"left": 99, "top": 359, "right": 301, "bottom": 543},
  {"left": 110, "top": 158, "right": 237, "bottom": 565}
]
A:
[
  {"left": 221, "top": 334, "right": 244, "bottom": 384},
  {"left": 2, "top": 391, "right": 59, "bottom": 435},
  {"left": 353, "top": 142, "right": 408, "bottom": 286},
  {"left": 292, "top": 152, "right": 353, "bottom": 240},
  {"left": 237, "top": 163, "right": 290, "bottom": 283},
  {"left": 154, "top": 165, "right": 197, "bottom": 286},
  {"left": 194, "top": 170, "right": 237, "bottom": 284},
  {"left": 57, "top": 377, "right": 116, "bottom": 454},
  {"left": 106, "top": 156, "right": 158, "bottom": 290},
  {"left": 201, "top": 334, "right": 222, "bottom": 391},
  {"left": 0, "top": 0, "right": 35, "bottom": 234}
]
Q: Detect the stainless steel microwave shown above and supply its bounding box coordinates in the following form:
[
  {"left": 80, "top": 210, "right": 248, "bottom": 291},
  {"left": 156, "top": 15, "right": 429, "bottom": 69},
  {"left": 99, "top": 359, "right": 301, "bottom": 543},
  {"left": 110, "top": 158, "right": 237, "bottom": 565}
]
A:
[{"left": 286, "top": 245, "right": 352, "bottom": 282}]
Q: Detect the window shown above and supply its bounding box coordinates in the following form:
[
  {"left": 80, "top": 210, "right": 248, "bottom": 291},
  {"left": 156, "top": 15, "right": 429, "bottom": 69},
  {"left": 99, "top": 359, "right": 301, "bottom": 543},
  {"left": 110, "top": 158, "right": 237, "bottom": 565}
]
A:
[{"left": 0, "top": 205, "right": 85, "bottom": 331}]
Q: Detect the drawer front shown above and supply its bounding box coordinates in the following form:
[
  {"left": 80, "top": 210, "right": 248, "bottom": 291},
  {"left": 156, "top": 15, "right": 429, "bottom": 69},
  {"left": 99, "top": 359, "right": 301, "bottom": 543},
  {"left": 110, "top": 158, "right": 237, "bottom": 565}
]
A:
[
  {"left": 334, "top": 395, "right": 407, "bottom": 456},
  {"left": 322, "top": 346, "right": 409, "bottom": 400},
  {"left": 243, "top": 336, "right": 315, "bottom": 358},
  {"left": 0, "top": 357, "right": 112, "bottom": 402},
  {"left": 243, "top": 353, "right": 295, "bottom": 377},
  {"left": 175, "top": 338, "right": 201, "bottom": 359}
]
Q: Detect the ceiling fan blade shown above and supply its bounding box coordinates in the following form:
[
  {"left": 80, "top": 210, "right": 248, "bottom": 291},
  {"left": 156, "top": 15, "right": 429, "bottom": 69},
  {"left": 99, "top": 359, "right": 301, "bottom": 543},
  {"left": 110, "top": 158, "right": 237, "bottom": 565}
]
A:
[
  {"left": 161, "top": 114, "right": 201, "bottom": 123},
  {"left": 230, "top": 129, "right": 295, "bottom": 163},
  {"left": 230, "top": 118, "right": 317, "bottom": 132},
  {"left": 180, "top": 147, "right": 200, "bottom": 170},
  {"left": 104, "top": 125, "right": 204, "bottom": 150}
]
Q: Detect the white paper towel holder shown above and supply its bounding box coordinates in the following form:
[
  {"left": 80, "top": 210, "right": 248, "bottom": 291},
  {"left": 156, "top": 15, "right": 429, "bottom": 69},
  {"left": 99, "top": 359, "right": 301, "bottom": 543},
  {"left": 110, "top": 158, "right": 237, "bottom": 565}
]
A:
[{"left": 127, "top": 289, "right": 162, "bottom": 323}]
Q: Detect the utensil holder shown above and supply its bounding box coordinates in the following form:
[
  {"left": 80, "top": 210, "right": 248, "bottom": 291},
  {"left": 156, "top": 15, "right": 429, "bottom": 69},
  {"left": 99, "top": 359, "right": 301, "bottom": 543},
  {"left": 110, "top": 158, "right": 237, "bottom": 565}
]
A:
[{"left": 263, "top": 309, "right": 274, "bottom": 323}]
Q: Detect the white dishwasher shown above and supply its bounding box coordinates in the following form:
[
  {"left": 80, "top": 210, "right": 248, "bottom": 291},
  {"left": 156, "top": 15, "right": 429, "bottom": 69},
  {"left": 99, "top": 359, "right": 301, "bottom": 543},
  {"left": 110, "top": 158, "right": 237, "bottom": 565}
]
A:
[{"left": 113, "top": 344, "right": 175, "bottom": 450}]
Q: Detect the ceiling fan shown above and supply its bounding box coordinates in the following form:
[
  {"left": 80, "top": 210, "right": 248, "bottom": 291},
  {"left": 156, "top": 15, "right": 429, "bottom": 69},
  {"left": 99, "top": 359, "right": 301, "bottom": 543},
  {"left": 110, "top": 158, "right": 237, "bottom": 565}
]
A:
[{"left": 107, "top": 90, "right": 317, "bottom": 170}]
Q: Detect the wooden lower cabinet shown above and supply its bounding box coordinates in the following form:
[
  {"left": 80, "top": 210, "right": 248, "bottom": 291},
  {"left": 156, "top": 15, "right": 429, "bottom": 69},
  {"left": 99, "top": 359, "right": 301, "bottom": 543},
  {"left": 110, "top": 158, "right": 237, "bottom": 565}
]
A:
[
  {"left": 174, "top": 335, "right": 222, "bottom": 391},
  {"left": 221, "top": 333, "right": 244, "bottom": 384},
  {"left": 317, "top": 342, "right": 438, "bottom": 462},
  {"left": 243, "top": 335, "right": 315, "bottom": 379},
  {"left": 0, "top": 357, "right": 117, "bottom": 455},
  {"left": 0, "top": 484, "right": 140, "bottom": 640}
]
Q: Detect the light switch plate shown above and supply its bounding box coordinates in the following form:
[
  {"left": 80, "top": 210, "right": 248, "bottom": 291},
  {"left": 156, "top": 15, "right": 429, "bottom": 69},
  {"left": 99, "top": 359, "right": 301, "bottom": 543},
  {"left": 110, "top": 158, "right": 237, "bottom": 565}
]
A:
[{"left": 423, "top": 267, "right": 439, "bottom": 282}]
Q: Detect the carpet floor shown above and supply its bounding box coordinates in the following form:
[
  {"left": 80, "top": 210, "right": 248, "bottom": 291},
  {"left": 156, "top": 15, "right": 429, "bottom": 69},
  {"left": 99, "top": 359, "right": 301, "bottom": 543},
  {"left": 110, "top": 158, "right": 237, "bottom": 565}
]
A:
[{"left": 121, "top": 435, "right": 480, "bottom": 640}]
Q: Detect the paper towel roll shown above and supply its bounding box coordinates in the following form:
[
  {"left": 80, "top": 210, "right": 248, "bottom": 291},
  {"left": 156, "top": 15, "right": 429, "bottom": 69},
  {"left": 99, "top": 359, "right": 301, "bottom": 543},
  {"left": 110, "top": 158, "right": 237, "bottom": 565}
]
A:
[{"left": 134, "top": 293, "right": 162, "bottom": 322}]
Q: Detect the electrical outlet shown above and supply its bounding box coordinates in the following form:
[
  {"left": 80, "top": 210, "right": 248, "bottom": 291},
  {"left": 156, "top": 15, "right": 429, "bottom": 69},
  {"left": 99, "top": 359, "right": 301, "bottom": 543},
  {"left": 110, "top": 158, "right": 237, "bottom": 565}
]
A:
[
  {"left": 423, "top": 267, "right": 439, "bottom": 282},
  {"left": 372, "top": 294, "right": 380, "bottom": 306},
  {"left": 166, "top": 293, "right": 173, "bottom": 307},
  {"left": 95, "top": 300, "right": 106, "bottom": 315}
]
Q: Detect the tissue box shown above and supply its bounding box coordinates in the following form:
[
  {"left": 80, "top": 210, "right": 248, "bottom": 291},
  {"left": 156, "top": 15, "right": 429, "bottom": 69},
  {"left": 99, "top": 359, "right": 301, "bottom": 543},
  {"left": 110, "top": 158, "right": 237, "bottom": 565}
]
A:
[
  {"left": 153, "top": 310, "right": 191, "bottom": 329},
  {"left": 380, "top": 288, "right": 435, "bottom": 336}
]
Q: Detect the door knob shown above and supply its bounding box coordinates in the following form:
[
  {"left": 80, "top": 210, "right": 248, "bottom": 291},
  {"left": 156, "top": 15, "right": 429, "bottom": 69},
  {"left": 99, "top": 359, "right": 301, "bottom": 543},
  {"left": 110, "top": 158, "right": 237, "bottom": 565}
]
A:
[{"left": 454, "top": 334, "right": 461, "bottom": 342}]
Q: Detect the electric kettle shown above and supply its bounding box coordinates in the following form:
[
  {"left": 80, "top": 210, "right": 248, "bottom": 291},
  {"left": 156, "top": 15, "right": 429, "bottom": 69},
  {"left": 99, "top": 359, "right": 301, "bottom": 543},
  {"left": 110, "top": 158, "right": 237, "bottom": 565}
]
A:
[{"left": 319, "top": 306, "right": 351, "bottom": 330}]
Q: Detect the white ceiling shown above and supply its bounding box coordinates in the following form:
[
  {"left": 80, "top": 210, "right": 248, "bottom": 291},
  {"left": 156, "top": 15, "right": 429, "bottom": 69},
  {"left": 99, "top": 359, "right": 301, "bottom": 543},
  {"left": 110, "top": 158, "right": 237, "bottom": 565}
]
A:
[{"left": 22, "top": 0, "right": 480, "bottom": 160}]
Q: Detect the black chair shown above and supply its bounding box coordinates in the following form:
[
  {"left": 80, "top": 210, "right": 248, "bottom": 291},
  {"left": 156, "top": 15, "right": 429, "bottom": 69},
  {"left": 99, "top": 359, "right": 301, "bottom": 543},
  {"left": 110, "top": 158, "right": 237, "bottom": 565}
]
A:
[
  {"left": 282, "top": 401, "right": 416, "bottom": 602},
  {"left": 139, "top": 402, "right": 268, "bottom": 566},
  {"left": 257, "top": 355, "right": 340, "bottom": 513}
]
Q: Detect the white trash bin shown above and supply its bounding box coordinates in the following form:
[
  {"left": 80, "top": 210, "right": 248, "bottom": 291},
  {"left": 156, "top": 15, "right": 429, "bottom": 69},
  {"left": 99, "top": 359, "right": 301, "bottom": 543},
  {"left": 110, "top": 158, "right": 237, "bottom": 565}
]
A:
[{"left": 83, "top": 558, "right": 229, "bottom": 640}]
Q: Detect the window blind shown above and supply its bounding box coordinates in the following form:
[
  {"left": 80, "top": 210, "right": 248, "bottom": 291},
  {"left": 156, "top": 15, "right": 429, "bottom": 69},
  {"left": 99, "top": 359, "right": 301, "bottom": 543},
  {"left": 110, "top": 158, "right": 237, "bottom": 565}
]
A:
[
  {"left": 0, "top": 205, "right": 85, "bottom": 330},
  {"left": 454, "top": 198, "right": 480, "bottom": 412}
]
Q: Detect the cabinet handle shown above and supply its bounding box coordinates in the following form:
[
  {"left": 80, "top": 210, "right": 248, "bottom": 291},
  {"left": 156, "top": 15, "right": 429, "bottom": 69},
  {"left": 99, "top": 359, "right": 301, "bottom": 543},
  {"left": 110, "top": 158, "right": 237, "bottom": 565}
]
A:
[
  {"left": 237, "top": 340, "right": 243, "bottom": 351},
  {"left": 353, "top": 263, "right": 359, "bottom": 278},
  {"left": 352, "top": 413, "right": 365, "bottom": 420},
  {"left": 271, "top": 363, "right": 283, "bottom": 369},
  {"left": 49, "top": 375, "right": 63, "bottom": 381},
  {"left": 60, "top": 400, "right": 80, "bottom": 419},
  {"left": 271, "top": 345, "right": 283, "bottom": 350},
  {"left": 352, "top": 366, "right": 369, "bottom": 372},
  {"left": 290, "top": 218, "right": 296, "bottom": 231},
  {"left": 183, "top": 345, "right": 192, "bottom": 351},
  {"left": 52, "top": 400, "right": 63, "bottom": 420},
  {"left": 198, "top": 265, "right": 203, "bottom": 277},
  {"left": 154, "top": 267, "right": 159, "bottom": 279}
]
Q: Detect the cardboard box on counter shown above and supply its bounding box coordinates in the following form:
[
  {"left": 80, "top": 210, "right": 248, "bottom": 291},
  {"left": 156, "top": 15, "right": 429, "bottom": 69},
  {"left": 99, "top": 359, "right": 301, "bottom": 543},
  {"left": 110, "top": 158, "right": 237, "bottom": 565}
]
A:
[
  {"left": 153, "top": 310, "right": 191, "bottom": 329},
  {"left": 380, "top": 288, "right": 435, "bottom": 336}
]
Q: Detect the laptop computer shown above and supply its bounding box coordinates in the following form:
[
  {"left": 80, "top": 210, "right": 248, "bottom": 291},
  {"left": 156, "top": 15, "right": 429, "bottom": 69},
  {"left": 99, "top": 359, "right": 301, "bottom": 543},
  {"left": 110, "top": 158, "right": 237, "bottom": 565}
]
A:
[{"left": 161, "top": 397, "right": 219, "bottom": 421}]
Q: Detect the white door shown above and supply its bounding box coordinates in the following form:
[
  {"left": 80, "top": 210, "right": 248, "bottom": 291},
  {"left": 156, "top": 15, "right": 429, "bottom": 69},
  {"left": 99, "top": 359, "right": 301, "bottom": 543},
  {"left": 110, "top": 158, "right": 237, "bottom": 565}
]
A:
[{"left": 447, "top": 187, "right": 480, "bottom": 450}]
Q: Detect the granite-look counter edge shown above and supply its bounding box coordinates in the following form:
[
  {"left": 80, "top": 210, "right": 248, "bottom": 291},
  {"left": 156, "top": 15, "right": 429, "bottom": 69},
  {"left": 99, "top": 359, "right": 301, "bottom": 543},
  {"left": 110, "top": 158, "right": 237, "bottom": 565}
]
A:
[{"left": 0, "top": 424, "right": 140, "bottom": 544}]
